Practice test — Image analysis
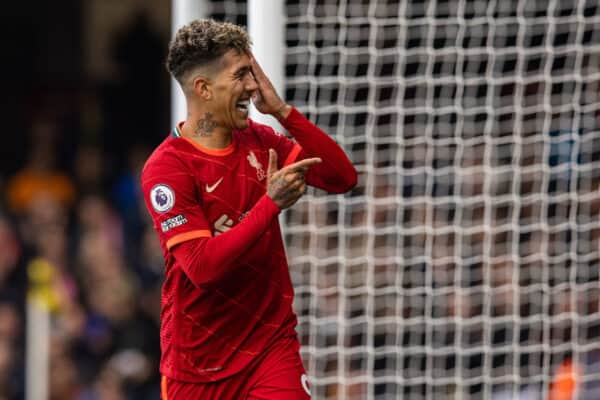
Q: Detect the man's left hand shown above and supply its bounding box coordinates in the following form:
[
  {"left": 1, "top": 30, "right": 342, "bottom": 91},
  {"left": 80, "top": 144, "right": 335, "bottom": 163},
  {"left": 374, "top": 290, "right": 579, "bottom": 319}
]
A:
[{"left": 249, "top": 54, "right": 292, "bottom": 121}]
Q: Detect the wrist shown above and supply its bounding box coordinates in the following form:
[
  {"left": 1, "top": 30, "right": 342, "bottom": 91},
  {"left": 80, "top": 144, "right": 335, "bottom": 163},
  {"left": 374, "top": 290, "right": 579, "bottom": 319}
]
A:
[
  {"left": 273, "top": 104, "right": 292, "bottom": 122},
  {"left": 263, "top": 193, "right": 282, "bottom": 213}
]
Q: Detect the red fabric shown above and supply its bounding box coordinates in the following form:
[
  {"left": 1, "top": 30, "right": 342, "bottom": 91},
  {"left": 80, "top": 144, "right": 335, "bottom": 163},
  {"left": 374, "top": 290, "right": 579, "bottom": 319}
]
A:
[
  {"left": 172, "top": 194, "right": 279, "bottom": 286},
  {"left": 281, "top": 107, "right": 357, "bottom": 193},
  {"left": 141, "top": 110, "right": 356, "bottom": 384},
  {"left": 142, "top": 122, "right": 299, "bottom": 383},
  {"left": 161, "top": 336, "right": 310, "bottom": 399}
]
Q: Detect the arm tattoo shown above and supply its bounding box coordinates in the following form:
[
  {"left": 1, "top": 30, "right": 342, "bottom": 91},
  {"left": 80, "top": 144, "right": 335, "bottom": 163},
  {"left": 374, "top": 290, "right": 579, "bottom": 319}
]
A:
[{"left": 194, "top": 113, "right": 217, "bottom": 136}]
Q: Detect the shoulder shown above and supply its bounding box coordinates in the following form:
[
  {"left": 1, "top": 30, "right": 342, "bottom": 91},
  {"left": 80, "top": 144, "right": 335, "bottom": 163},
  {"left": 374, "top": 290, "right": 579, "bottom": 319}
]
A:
[
  {"left": 141, "top": 138, "right": 191, "bottom": 184},
  {"left": 235, "top": 119, "right": 287, "bottom": 148}
]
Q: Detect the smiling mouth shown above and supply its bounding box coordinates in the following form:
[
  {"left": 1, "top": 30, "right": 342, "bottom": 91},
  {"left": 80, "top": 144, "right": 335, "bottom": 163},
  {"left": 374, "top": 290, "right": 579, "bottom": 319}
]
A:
[{"left": 236, "top": 99, "right": 250, "bottom": 112}]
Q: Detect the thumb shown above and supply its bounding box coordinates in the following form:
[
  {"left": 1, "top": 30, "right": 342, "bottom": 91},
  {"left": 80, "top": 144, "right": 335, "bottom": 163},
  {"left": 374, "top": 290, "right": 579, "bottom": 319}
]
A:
[{"left": 267, "top": 149, "right": 278, "bottom": 179}]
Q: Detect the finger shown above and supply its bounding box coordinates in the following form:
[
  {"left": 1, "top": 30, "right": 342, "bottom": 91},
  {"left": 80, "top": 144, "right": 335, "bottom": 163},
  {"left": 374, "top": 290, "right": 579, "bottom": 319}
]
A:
[
  {"left": 287, "top": 177, "right": 305, "bottom": 190},
  {"left": 283, "top": 171, "right": 304, "bottom": 183},
  {"left": 286, "top": 166, "right": 308, "bottom": 176},
  {"left": 249, "top": 54, "right": 267, "bottom": 81},
  {"left": 284, "top": 157, "right": 322, "bottom": 172},
  {"left": 250, "top": 56, "right": 280, "bottom": 95},
  {"left": 299, "top": 183, "right": 307, "bottom": 194},
  {"left": 294, "top": 183, "right": 307, "bottom": 196},
  {"left": 267, "top": 149, "right": 278, "bottom": 179},
  {"left": 297, "top": 168, "right": 308, "bottom": 177},
  {"left": 292, "top": 181, "right": 308, "bottom": 196},
  {"left": 282, "top": 192, "right": 302, "bottom": 208}
]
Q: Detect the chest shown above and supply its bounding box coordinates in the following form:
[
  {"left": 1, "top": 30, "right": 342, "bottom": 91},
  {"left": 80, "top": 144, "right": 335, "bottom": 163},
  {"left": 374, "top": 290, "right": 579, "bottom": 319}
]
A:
[{"left": 191, "top": 147, "right": 269, "bottom": 234}]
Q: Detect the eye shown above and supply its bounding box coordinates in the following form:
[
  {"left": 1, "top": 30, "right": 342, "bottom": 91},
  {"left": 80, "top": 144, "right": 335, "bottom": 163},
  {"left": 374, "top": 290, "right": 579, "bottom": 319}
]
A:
[{"left": 235, "top": 68, "right": 251, "bottom": 81}]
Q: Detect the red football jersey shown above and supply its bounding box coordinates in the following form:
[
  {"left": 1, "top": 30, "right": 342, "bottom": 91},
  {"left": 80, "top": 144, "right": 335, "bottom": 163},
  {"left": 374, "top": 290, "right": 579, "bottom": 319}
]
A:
[
  {"left": 141, "top": 118, "right": 302, "bottom": 383},
  {"left": 142, "top": 107, "right": 357, "bottom": 384}
]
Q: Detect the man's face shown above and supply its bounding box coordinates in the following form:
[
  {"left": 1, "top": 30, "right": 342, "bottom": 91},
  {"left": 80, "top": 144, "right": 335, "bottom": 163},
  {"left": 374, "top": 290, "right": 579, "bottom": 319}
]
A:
[{"left": 208, "top": 50, "right": 258, "bottom": 131}]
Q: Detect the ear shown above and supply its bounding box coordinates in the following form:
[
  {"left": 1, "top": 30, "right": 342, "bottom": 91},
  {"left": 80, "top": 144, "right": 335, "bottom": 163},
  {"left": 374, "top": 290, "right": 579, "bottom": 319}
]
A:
[{"left": 192, "top": 75, "right": 213, "bottom": 100}]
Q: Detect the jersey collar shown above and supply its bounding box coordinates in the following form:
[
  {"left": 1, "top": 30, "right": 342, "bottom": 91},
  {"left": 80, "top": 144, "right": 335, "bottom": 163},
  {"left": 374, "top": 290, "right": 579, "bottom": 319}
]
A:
[{"left": 173, "top": 123, "right": 236, "bottom": 157}]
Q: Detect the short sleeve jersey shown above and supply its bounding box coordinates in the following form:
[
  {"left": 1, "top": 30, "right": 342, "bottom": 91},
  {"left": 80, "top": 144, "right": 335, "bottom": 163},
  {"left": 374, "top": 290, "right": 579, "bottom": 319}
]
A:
[{"left": 141, "top": 119, "right": 302, "bottom": 383}]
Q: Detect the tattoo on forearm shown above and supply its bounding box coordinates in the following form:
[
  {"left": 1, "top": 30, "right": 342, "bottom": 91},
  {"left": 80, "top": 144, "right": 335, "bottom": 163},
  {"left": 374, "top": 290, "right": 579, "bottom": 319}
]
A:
[{"left": 194, "top": 113, "right": 217, "bottom": 136}]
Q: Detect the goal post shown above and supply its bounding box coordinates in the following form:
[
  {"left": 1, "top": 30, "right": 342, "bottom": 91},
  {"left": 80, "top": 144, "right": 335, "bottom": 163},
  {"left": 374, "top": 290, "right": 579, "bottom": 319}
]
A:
[
  {"left": 248, "top": 0, "right": 286, "bottom": 132},
  {"left": 171, "top": 0, "right": 209, "bottom": 128}
]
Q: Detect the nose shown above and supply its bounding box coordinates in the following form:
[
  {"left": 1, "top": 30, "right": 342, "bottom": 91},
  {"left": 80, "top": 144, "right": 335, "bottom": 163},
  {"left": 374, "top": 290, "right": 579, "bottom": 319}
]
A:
[{"left": 245, "top": 72, "right": 258, "bottom": 92}]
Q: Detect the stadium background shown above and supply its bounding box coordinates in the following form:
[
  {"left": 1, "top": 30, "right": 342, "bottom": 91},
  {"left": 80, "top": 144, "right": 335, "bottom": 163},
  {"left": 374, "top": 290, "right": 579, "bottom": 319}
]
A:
[{"left": 0, "top": 0, "right": 599, "bottom": 399}]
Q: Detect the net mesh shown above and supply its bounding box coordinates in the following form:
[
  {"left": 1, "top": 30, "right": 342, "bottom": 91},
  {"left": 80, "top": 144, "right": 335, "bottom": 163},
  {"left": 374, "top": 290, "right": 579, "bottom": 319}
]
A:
[{"left": 210, "top": 1, "right": 600, "bottom": 398}]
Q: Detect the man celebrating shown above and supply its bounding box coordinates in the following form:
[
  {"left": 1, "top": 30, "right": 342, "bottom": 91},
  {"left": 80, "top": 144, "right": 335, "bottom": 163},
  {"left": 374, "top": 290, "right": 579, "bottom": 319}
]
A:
[{"left": 142, "top": 19, "right": 356, "bottom": 399}]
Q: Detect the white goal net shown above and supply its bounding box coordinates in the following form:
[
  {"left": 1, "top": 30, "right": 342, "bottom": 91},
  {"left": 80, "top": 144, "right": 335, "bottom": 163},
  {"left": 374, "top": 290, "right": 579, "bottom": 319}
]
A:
[{"left": 211, "top": 1, "right": 600, "bottom": 399}]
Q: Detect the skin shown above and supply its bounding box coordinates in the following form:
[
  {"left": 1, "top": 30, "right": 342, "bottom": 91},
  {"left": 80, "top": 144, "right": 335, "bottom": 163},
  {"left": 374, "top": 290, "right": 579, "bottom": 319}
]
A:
[
  {"left": 266, "top": 150, "right": 320, "bottom": 209},
  {"left": 179, "top": 49, "right": 320, "bottom": 209},
  {"left": 248, "top": 54, "right": 292, "bottom": 121},
  {"left": 193, "top": 112, "right": 217, "bottom": 137},
  {"left": 181, "top": 50, "right": 258, "bottom": 145}
]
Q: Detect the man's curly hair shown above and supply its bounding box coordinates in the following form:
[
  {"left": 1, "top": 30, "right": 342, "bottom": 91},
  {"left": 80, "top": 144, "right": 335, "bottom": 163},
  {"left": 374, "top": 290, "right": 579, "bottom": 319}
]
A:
[{"left": 166, "top": 19, "right": 251, "bottom": 83}]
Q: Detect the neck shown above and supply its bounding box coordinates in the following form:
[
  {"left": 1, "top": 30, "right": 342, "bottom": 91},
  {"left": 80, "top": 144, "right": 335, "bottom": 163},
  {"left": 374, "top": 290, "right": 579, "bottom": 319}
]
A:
[{"left": 180, "top": 109, "right": 232, "bottom": 149}]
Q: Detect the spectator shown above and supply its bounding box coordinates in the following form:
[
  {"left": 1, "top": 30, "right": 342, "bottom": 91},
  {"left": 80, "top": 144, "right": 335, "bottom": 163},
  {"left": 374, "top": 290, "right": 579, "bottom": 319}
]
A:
[{"left": 5, "top": 117, "right": 75, "bottom": 215}]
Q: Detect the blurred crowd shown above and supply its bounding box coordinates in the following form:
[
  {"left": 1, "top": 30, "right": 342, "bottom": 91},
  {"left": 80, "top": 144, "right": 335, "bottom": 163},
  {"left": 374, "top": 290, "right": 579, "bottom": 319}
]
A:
[
  {"left": 0, "top": 115, "right": 164, "bottom": 400},
  {"left": 0, "top": 11, "right": 168, "bottom": 400}
]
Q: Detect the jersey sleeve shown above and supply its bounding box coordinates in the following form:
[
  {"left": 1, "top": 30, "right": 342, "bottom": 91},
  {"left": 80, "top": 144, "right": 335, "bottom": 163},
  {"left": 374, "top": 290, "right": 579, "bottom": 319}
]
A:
[
  {"left": 141, "top": 155, "right": 212, "bottom": 250},
  {"left": 171, "top": 194, "right": 281, "bottom": 286},
  {"left": 281, "top": 107, "right": 358, "bottom": 193}
]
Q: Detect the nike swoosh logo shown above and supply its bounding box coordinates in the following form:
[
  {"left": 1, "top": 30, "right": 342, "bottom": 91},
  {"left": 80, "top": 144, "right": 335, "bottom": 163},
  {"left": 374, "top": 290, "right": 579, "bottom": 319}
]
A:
[{"left": 206, "top": 177, "right": 224, "bottom": 193}]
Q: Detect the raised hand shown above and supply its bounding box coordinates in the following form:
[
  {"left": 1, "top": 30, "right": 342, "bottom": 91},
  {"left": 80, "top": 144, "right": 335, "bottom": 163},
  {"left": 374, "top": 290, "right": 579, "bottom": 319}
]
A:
[
  {"left": 266, "top": 149, "right": 321, "bottom": 209},
  {"left": 249, "top": 54, "right": 292, "bottom": 120}
]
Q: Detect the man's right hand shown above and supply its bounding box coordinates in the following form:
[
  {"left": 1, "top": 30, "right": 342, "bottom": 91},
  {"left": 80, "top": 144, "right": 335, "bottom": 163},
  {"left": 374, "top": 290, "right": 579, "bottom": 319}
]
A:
[{"left": 266, "top": 149, "right": 321, "bottom": 209}]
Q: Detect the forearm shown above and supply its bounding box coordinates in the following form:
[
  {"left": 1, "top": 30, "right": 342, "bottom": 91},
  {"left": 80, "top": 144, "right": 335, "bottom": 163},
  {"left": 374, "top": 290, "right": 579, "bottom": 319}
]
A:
[
  {"left": 172, "top": 195, "right": 280, "bottom": 286},
  {"left": 281, "top": 107, "right": 357, "bottom": 193}
]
